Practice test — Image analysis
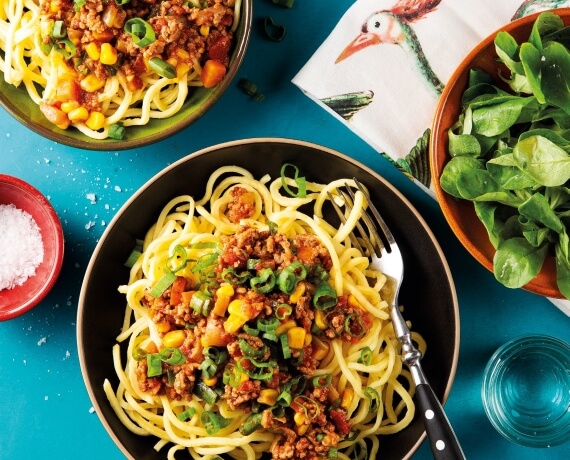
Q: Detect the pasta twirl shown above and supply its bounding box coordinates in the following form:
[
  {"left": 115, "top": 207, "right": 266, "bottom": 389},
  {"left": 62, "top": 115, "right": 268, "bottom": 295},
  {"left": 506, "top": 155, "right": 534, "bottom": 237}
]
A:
[
  {"left": 108, "top": 166, "right": 426, "bottom": 460},
  {"left": 0, "top": 0, "right": 241, "bottom": 139}
]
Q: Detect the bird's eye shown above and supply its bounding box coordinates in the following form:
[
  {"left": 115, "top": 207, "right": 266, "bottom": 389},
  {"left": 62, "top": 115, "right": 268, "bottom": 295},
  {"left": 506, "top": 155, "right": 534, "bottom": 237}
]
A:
[{"left": 374, "top": 21, "right": 381, "bottom": 29}]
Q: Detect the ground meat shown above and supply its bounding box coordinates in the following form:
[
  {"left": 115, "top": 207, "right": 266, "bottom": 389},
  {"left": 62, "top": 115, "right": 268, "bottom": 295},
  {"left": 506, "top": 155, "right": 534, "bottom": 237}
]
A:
[
  {"left": 224, "top": 379, "right": 261, "bottom": 410},
  {"left": 293, "top": 234, "right": 333, "bottom": 270},
  {"left": 170, "top": 362, "right": 200, "bottom": 399},
  {"left": 225, "top": 187, "right": 256, "bottom": 223}
]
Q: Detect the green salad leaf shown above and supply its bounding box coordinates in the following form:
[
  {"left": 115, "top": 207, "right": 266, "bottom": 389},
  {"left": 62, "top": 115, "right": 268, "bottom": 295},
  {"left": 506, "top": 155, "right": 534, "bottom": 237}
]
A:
[{"left": 440, "top": 11, "right": 570, "bottom": 297}]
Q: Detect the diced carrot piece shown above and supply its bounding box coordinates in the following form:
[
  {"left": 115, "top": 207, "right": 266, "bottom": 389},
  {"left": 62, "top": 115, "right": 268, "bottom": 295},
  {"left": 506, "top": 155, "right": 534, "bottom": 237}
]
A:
[
  {"left": 170, "top": 276, "right": 187, "bottom": 306},
  {"left": 39, "top": 102, "right": 70, "bottom": 129},
  {"left": 200, "top": 59, "right": 227, "bottom": 88},
  {"left": 55, "top": 77, "right": 80, "bottom": 103}
]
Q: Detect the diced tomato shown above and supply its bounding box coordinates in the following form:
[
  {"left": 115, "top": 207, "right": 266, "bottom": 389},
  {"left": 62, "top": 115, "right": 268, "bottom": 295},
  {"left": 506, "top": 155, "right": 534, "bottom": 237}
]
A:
[
  {"left": 329, "top": 409, "right": 350, "bottom": 436},
  {"left": 92, "top": 29, "right": 114, "bottom": 43},
  {"left": 55, "top": 77, "right": 80, "bottom": 103},
  {"left": 170, "top": 276, "right": 187, "bottom": 306},
  {"left": 208, "top": 35, "right": 232, "bottom": 65},
  {"left": 200, "top": 59, "right": 227, "bottom": 88},
  {"left": 39, "top": 102, "right": 70, "bottom": 129}
]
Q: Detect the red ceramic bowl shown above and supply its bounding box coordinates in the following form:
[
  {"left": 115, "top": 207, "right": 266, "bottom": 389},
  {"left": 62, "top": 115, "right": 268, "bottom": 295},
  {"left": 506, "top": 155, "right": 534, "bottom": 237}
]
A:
[
  {"left": 0, "top": 175, "right": 64, "bottom": 320},
  {"left": 430, "top": 9, "right": 570, "bottom": 300}
]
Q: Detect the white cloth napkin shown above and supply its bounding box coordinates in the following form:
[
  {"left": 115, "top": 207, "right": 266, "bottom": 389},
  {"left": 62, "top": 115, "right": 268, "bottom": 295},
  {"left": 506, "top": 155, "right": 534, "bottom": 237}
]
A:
[{"left": 292, "top": 0, "right": 570, "bottom": 316}]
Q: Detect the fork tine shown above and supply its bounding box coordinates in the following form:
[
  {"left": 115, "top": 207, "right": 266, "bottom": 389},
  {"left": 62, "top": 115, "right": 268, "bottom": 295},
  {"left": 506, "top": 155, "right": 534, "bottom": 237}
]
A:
[
  {"left": 336, "top": 188, "right": 379, "bottom": 257},
  {"left": 353, "top": 178, "right": 396, "bottom": 249}
]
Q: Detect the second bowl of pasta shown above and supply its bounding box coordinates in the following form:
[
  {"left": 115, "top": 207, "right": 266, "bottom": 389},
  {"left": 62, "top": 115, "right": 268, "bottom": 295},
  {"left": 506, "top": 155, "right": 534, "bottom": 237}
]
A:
[
  {"left": 78, "top": 138, "right": 459, "bottom": 460},
  {"left": 0, "top": 0, "right": 252, "bottom": 150}
]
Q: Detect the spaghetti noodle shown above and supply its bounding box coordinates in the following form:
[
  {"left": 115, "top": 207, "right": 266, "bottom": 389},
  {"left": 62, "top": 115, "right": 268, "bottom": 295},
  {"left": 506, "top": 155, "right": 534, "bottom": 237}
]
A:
[
  {"left": 106, "top": 166, "right": 426, "bottom": 460},
  {"left": 0, "top": 0, "right": 240, "bottom": 139}
]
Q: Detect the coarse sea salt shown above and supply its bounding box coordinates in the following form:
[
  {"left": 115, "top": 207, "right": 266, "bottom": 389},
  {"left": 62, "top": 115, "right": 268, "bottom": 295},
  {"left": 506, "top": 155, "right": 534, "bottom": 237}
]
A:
[{"left": 0, "top": 204, "right": 44, "bottom": 291}]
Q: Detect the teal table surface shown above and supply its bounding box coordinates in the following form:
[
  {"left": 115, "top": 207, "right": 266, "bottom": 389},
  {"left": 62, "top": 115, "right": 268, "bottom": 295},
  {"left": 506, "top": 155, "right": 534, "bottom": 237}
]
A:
[{"left": 1, "top": 2, "right": 569, "bottom": 459}]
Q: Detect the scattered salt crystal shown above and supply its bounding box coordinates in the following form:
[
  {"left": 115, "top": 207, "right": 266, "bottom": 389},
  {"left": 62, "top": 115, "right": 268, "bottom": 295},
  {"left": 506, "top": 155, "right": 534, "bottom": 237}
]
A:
[
  {"left": 114, "top": 185, "right": 122, "bottom": 192},
  {"left": 86, "top": 193, "right": 97, "bottom": 204},
  {"left": 6, "top": 132, "right": 10, "bottom": 138},
  {"left": 85, "top": 221, "right": 95, "bottom": 230},
  {"left": 89, "top": 407, "right": 95, "bottom": 414},
  {"left": 44, "top": 396, "right": 48, "bottom": 401},
  {"left": 37, "top": 337, "right": 47, "bottom": 346},
  {"left": 0, "top": 204, "right": 44, "bottom": 290},
  {"left": 104, "top": 204, "right": 109, "bottom": 210}
]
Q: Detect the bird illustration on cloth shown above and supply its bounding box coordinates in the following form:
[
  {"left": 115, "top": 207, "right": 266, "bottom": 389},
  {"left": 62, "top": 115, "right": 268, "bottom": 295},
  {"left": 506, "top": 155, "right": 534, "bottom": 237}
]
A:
[
  {"left": 512, "top": 0, "right": 570, "bottom": 19},
  {"left": 336, "top": 0, "right": 445, "bottom": 95}
]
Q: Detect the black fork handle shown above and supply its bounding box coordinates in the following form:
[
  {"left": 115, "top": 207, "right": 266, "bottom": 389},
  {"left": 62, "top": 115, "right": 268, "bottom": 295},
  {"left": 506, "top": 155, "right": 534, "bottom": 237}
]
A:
[{"left": 415, "top": 382, "right": 466, "bottom": 460}]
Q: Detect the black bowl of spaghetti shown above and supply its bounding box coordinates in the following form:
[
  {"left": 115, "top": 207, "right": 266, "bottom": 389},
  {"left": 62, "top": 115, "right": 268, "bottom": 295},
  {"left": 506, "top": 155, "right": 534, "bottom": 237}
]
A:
[
  {"left": 78, "top": 138, "right": 460, "bottom": 460},
  {"left": 0, "top": 0, "right": 251, "bottom": 150}
]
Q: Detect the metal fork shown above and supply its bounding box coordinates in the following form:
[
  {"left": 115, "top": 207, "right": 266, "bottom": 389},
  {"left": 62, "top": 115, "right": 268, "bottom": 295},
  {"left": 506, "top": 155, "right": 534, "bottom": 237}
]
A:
[{"left": 329, "top": 179, "right": 465, "bottom": 460}]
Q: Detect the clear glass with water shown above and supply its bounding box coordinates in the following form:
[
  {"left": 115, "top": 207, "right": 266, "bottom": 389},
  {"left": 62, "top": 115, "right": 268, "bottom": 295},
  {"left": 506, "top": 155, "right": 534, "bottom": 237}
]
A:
[{"left": 481, "top": 334, "right": 570, "bottom": 447}]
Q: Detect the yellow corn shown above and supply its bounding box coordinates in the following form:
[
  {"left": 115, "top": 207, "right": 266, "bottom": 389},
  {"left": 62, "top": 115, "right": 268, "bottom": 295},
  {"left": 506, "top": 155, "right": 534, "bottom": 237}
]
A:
[
  {"left": 68, "top": 106, "right": 89, "bottom": 122},
  {"left": 289, "top": 282, "right": 305, "bottom": 304},
  {"left": 217, "top": 284, "right": 234, "bottom": 298},
  {"left": 202, "top": 375, "right": 218, "bottom": 386},
  {"left": 294, "top": 412, "right": 306, "bottom": 426},
  {"left": 275, "top": 319, "right": 297, "bottom": 337},
  {"left": 176, "top": 62, "right": 190, "bottom": 80},
  {"left": 155, "top": 321, "right": 171, "bottom": 333},
  {"left": 176, "top": 49, "right": 190, "bottom": 60},
  {"left": 304, "top": 332, "right": 312, "bottom": 347},
  {"left": 85, "top": 42, "right": 100, "bottom": 61},
  {"left": 80, "top": 74, "right": 105, "bottom": 92},
  {"left": 227, "top": 299, "right": 246, "bottom": 316},
  {"left": 224, "top": 314, "right": 247, "bottom": 334},
  {"left": 340, "top": 388, "right": 354, "bottom": 410},
  {"left": 85, "top": 111, "right": 105, "bottom": 131},
  {"left": 348, "top": 295, "right": 362, "bottom": 309},
  {"left": 162, "top": 329, "right": 186, "bottom": 348},
  {"left": 296, "top": 423, "right": 309, "bottom": 435},
  {"left": 314, "top": 310, "right": 327, "bottom": 330},
  {"left": 287, "top": 327, "right": 306, "bottom": 349},
  {"left": 312, "top": 337, "right": 330, "bottom": 361},
  {"left": 257, "top": 389, "right": 278, "bottom": 406},
  {"left": 213, "top": 284, "right": 234, "bottom": 316},
  {"left": 60, "top": 100, "right": 80, "bottom": 113},
  {"left": 100, "top": 43, "right": 118, "bottom": 65},
  {"left": 50, "top": 1, "right": 59, "bottom": 13},
  {"left": 200, "top": 25, "right": 210, "bottom": 36}
]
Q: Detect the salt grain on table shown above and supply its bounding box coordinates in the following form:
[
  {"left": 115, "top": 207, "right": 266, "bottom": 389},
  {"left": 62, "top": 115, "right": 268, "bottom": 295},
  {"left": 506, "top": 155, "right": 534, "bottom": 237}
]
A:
[{"left": 0, "top": 204, "right": 44, "bottom": 291}]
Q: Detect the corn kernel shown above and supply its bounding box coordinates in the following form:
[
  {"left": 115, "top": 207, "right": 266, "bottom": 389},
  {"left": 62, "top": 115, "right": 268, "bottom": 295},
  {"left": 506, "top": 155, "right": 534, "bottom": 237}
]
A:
[
  {"left": 162, "top": 329, "right": 186, "bottom": 348},
  {"left": 200, "top": 25, "right": 210, "bottom": 36},
  {"left": 68, "top": 106, "right": 89, "bottom": 122},
  {"left": 155, "top": 321, "right": 171, "bottom": 333},
  {"left": 290, "top": 282, "right": 305, "bottom": 304},
  {"left": 60, "top": 100, "right": 80, "bottom": 113},
  {"left": 202, "top": 375, "right": 218, "bottom": 386},
  {"left": 257, "top": 389, "right": 278, "bottom": 406},
  {"left": 50, "top": 1, "right": 59, "bottom": 13},
  {"left": 216, "top": 284, "right": 234, "bottom": 298},
  {"left": 80, "top": 74, "right": 105, "bottom": 92},
  {"left": 85, "top": 42, "right": 100, "bottom": 61},
  {"left": 296, "top": 423, "right": 309, "bottom": 435},
  {"left": 176, "top": 62, "right": 190, "bottom": 80},
  {"left": 176, "top": 49, "right": 190, "bottom": 60},
  {"left": 340, "top": 388, "right": 354, "bottom": 410},
  {"left": 85, "top": 111, "right": 105, "bottom": 131},
  {"left": 314, "top": 310, "right": 327, "bottom": 330},
  {"left": 294, "top": 412, "right": 306, "bottom": 426},
  {"left": 100, "top": 43, "right": 118, "bottom": 65},
  {"left": 304, "top": 332, "right": 312, "bottom": 347},
  {"left": 312, "top": 337, "right": 330, "bottom": 361},
  {"left": 287, "top": 327, "right": 306, "bottom": 349},
  {"left": 224, "top": 314, "right": 247, "bottom": 334},
  {"left": 275, "top": 319, "right": 297, "bottom": 336},
  {"left": 227, "top": 299, "right": 246, "bottom": 316}
]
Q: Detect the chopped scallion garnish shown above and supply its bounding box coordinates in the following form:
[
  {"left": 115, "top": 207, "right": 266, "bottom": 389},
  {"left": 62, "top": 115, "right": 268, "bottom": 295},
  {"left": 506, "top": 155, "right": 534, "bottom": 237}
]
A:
[
  {"left": 149, "top": 57, "right": 176, "bottom": 79},
  {"left": 124, "top": 18, "right": 156, "bottom": 47},
  {"left": 280, "top": 163, "right": 307, "bottom": 198}
]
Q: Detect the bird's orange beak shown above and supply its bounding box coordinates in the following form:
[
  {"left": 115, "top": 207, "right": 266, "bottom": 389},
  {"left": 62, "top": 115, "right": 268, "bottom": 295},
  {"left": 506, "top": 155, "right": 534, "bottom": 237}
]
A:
[{"left": 336, "top": 32, "right": 381, "bottom": 63}]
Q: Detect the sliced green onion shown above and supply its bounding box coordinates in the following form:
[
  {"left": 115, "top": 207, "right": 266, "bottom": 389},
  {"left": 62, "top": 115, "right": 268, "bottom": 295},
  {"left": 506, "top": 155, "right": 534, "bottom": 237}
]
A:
[
  {"left": 189, "top": 242, "right": 218, "bottom": 249},
  {"left": 150, "top": 245, "right": 188, "bottom": 297},
  {"left": 311, "top": 264, "right": 330, "bottom": 282},
  {"left": 257, "top": 317, "right": 279, "bottom": 332},
  {"left": 73, "top": 0, "right": 85, "bottom": 11},
  {"left": 52, "top": 20, "right": 66, "bottom": 39},
  {"left": 246, "top": 258, "right": 260, "bottom": 270},
  {"left": 177, "top": 407, "right": 196, "bottom": 421},
  {"left": 272, "top": 0, "right": 294, "bottom": 7},
  {"left": 239, "top": 413, "right": 263, "bottom": 436},
  {"left": 293, "top": 395, "right": 320, "bottom": 420},
  {"left": 344, "top": 313, "right": 366, "bottom": 339},
  {"left": 250, "top": 267, "right": 276, "bottom": 294},
  {"left": 203, "top": 347, "right": 227, "bottom": 365},
  {"left": 243, "top": 324, "right": 259, "bottom": 336},
  {"left": 221, "top": 267, "right": 251, "bottom": 285},
  {"left": 191, "top": 252, "right": 219, "bottom": 273},
  {"left": 327, "top": 447, "right": 338, "bottom": 459},
  {"left": 237, "top": 78, "right": 265, "bottom": 101},
  {"left": 277, "top": 389, "right": 292, "bottom": 406},
  {"left": 124, "top": 249, "right": 142, "bottom": 268},
  {"left": 280, "top": 163, "right": 306, "bottom": 198},
  {"left": 222, "top": 363, "right": 243, "bottom": 387},
  {"left": 275, "top": 303, "right": 292, "bottom": 320},
  {"left": 150, "top": 271, "right": 177, "bottom": 298},
  {"left": 200, "top": 358, "right": 217, "bottom": 378},
  {"left": 237, "top": 357, "right": 274, "bottom": 381},
  {"left": 124, "top": 18, "right": 156, "bottom": 47},
  {"left": 146, "top": 353, "right": 163, "bottom": 377},
  {"left": 358, "top": 346, "right": 373, "bottom": 365},
  {"left": 54, "top": 39, "right": 76, "bottom": 59},
  {"left": 262, "top": 331, "right": 278, "bottom": 342},
  {"left": 167, "top": 368, "right": 176, "bottom": 385},
  {"left": 280, "top": 333, "right": 291, "bottom": 359},
  {"left": 201, "top": 411, "right": 231, "bottom": 435},
  {"left": 364, "top": 386, "right": 380, "bottom": 414},
  {"left": 115, "top": 0, "right": 131, "bottom": 4},
  {"left": 108, "top": 123, "right": 126, "bottom": 139},
  {"left": 132, "top": 345, "right": 147, "bottom": 361},
  {"left": 190, "top": 290, "right": 212, "bottom": 316},
  {"left": 344, "top": 429, "right": 361, "bottom": 441},
  {"left": 159, "top": 347, "right": 187, "bottom": 365},
  {"left": 277, "top": 261, "right": 307, "bottom": 294},
  {"left": 268, "top": 220, "right": 278, "bottom": 234},
  {"left": 264, "top": 16, "right": 287, "bottom": 42},
  {"left": 312, "top": 374, "right": 332, "bottom": 387},
  {"left": 149, "top": 56, "right": 176, "bottom": 79},
  {"left": 313, "top": 281, "right": 338, "bottom": 310},
  {"left": 238, "top": 339, "right": 267, "bottom": 358},
  {"left": 193, "top": 381, "right": 219, "bottom": 405}
]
